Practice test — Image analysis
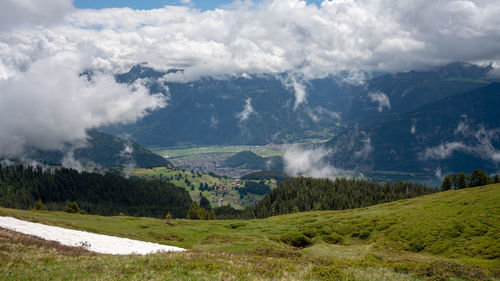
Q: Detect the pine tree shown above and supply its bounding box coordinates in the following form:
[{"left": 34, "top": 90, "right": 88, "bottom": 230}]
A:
[
  {"left": 441, "top": 175, "right": 452, "bottom": 191},
  {"left": 186, "top": 203, "right": 201, "bottom": 220}
]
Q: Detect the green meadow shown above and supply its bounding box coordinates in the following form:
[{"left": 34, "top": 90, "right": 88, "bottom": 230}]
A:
[{"left": 0, "top": 184, "right": 499, "bottom": 280}]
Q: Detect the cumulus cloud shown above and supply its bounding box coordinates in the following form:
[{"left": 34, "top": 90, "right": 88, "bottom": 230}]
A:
[
  {"left": 283, "top": 146, "right": 344, "bottom": 178},
  {"left": 368, "top": 91, "right": 391, "bottom": 112},
  {"left": 236, "top": 98, "right": 255, "bottom": 122},
  {"left": 0, "top": 0, "right": 73, "bottom": 31},
  {"left": 3, "top": 0, "right": 500, "bottom": 83},
  {"left": 0, "top": 52, "right": 167, "bottom": 159}
]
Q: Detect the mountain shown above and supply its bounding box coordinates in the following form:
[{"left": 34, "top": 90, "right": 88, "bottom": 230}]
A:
[
  {"left": 326, "top": 82, "right": 500, "bottom": 175},
  {"left": 222, "top": 150, "right": 283, "bottom": 171},
  {"left": 104, "top": 62, "right": 495, "bottom": 148},
  {"left": 30, "top": 130, "right": 169, "bottom": 168},
  {"left": 345, "top": 62, "right": 495, "bottom": 123},
  {"left": 105, "top": 65, "right": 356, "bottom": 146}
]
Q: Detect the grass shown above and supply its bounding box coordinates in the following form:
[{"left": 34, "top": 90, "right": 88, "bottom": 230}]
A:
[
  {"left": 0, "top": 228, "right": 426, "bottom": 281},
  {"left": 1, "top": 184, "right": 499, "bottom": 280}
]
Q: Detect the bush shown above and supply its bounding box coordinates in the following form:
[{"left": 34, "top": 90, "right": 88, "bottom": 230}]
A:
[
  {"left": 324, "top": 232, "right": 344, "bottom": 244},
  {"left": 32, "top": 199, "right": 46, "bottom": 211},
  {"left": 65, "top": 201, "right": 81, "bottom": 214},
  {"left": 279, "top": 232, "right": 312, "bottom": 248}
]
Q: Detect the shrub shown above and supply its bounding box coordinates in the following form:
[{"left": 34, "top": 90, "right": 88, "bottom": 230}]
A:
[
  {"left": 65, "top": 201, "right": 81, "bottom": 214},
  {"left": 279, "top": 232, "right": 312, "bottom": 248},
  {"left": 32, "top": 199, "right": 46, "bottom": 211},
  {"left": 324, "top": 232, "right": 344, "bottom": 244}
]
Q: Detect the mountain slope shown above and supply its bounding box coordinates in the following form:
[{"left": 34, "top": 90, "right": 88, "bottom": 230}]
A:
[
  {"left": 104, "top": 62, "right": 496, "bottom": 147},
  {"left": 326, "top": 82, "right": 500, "bottom": 174},
  {"left": 30, "top": 130, "right": 169, "bottom": 168},
  {"left": 345, "top": 62, "right": 494, "bottom": 123},
  {"left": 2, "top": 184, "right": 499, "bottom": 277},
  {"left": 107, "top": 66, "right": 347, "bottom": 146}
]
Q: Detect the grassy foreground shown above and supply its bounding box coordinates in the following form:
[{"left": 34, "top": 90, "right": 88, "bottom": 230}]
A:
[{"left": 0, "top": 184, "right": 499, "bottom": 280}]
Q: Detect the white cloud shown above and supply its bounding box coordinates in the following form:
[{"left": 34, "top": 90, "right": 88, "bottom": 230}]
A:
[
  {"left": 283, "top": 146, "right": 343, "bottom": 178},
  {"left": 236, "top": 98, "right": 254, "bottom": 122},
  {"left": 119, "top": 140, "right": 135, "bottom": 178},
  {"left": 0, "top": 52, "right": 167, "bottom": 159},
  {"left": 3, "top": 0, "right": 500, "bottom": 83},
  {"left": 411, "top": 119, "right": 417, "bottom": 134},
  {"left": 420, "top": 122, "right": 500, "bottom": 164},
  {"left": 354, "top": 137, "right": 373, "bottom": 159},
  {"left": 421, "top": 142, "right": 468, "bottom": 160},
  {"left": 368, "top": 91, "right": 391, "bottom": 112},
  {"left": 0, "top": 0, "right": 73, "bottom": 31}
]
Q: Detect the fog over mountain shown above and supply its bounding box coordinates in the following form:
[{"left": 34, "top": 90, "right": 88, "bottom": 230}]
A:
[{"left": 1, "top": 0, "right": 500, "bottom": 174}]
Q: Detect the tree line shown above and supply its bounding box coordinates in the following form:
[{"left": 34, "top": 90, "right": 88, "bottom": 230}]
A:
[
  {"left": 213, "top": 177, "right": 438, "bottom": 219},
  {"left": 441, "top": 170, "right": 499, "bottom": 190},
  {"left": 0, "top": 164, "right": 192, "bottom": 218}
]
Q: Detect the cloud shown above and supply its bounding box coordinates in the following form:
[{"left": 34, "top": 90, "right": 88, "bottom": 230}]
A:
[
  {"left": 420, "top": 122, "right": 500, "bottom": 164},
  {"left": 0, "top": 0, "right": 73, "bottom": 31},
  {"left": 421, "top": 142, "right": 468, "bottom": 160},
  {"left": 3, "top": 0, "right": 500, "bottom": 83},
  {"left": 119, "top": 139, "right": 135, "bottom": 178},
  {"left": 411, "top": 119, "right": 417, "bottom": 134},
  {"left": 283, "top": 146, "right": 344, "bottom": 178},
  {"left": 353, "top": 137, "right": 373, "bottom": 159},
  {"left": 368, "top": 91, "right": 391, "bottom": 112},
  {"left": 236, "top": 98, "right": 255, "bottom": 122},
  {"left": 0, "top": 52, "right": 167, "bottom": 159},
  {"left": 209, "top": 115, "right": 219, "bottom": 129}
]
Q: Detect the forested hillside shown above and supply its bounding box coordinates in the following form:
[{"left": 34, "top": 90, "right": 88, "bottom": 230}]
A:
[
  {"left": 252, "top": 177, "right": 437, "bottom": 218},
  {"left": 0, "top": 165, "right": 191, "bottom": 218}
]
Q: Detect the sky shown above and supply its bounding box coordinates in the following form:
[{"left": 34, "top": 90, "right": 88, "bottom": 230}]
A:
[
  {"left": 74, "top": 0, "right": 324, "bottom": 11},
  {"left": 1, "top": 0, "right": 500, "bottom": 162}
]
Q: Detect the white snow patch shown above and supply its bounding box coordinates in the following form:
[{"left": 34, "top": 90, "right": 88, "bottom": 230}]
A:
[{"left": 0, "top": 216, "right": 185, "bottom": 255}]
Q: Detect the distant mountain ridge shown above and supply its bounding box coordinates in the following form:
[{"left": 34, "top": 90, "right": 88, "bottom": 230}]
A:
[
  {"left": 104, "top": 62, "right": 496, "bottom": 149},
  {"left": 326, "top": 82, "right": 500, "bottom": 175}
]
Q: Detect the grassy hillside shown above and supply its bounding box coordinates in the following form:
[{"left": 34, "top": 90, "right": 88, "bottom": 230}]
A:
[
  {"left": 0, "top": 184, "right": 499, "bottom": 280},
  {"left": 129, "top": 167, "right": 277, "bottom": 209}
]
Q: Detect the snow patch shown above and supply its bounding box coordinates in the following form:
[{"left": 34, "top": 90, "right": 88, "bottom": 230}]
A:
[{"left": 0, "top": 216, "right": 184, "bottom": 255}]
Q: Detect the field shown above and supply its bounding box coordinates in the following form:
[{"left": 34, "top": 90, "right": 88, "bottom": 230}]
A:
[
  {"left": 152, "top": 145, "right": 285, "bottom": 159},
  {"left": 0, "top": 184, "right": 499, "bottom": 280}
]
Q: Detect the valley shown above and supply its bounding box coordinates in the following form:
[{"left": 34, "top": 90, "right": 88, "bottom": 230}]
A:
[
  {"left": 152, "top": 143, "right": 286, "bottom": 178},
  {"left": 2, "top": 2, "right": 500, "bottom": 280}
]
